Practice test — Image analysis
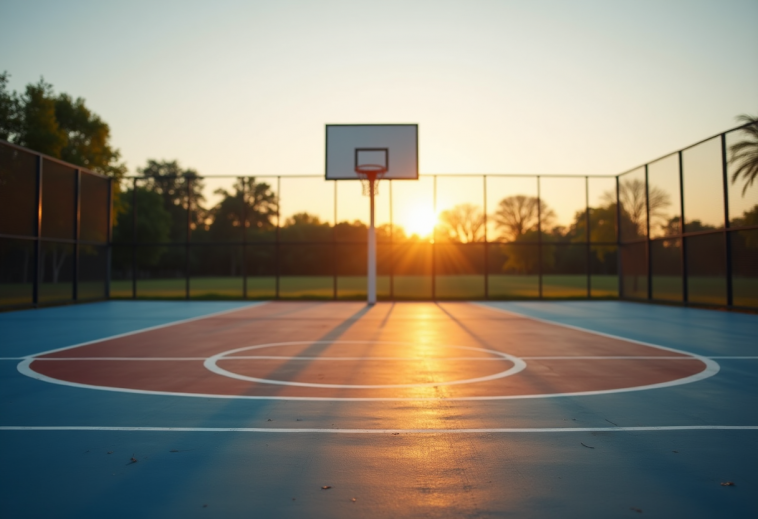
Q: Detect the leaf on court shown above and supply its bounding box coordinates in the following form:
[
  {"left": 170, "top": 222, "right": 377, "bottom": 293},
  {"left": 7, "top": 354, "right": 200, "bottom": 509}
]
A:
[
  {"left": 107, "top": 451, "right": 113, "bottom": 454},
  {"left": 580, "top": 443, "right": 594, "bottom": 449},
  {"left": 267, "top": 419, "right": 273, "bottom": 422},
  {"left": 392, "top": 433, "right": 400, "bottom": 436},
  {"left": 321, "top": 486, "right": 332, "bottom": 490},
  {"left": 720, "top": 481, "right": 735, "bottom": 486},
  {"left": 630, "top": 507, "right": 642, "bottom": 513},
  {"left": 128, "top": 456, "right": 138, "bottom": 465}
]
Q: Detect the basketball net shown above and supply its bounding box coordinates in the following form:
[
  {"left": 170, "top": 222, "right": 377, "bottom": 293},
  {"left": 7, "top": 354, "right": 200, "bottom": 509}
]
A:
[{"left": 355, "top": 165, "right": 387, "bottom": 197}]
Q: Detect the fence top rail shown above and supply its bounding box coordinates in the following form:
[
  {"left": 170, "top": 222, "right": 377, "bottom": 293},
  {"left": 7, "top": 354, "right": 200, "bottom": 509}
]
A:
[
  {"left": 122, "top": 173, "right": 619, "bottom": 180},
  {"left": 616, "top": 121, "right": 753, "bottom": 178},
  {"left": 0, "top": 139, "right": 110, "bottom": 180}
]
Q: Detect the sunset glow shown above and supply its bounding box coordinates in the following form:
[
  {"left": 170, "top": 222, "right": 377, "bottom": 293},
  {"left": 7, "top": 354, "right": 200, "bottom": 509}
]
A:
[{"left": 402, "top": 204, "right": 438, "bottom": 238}]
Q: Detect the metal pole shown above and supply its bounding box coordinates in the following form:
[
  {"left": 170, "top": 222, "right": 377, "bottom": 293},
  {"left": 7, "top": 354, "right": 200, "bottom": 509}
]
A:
[
  {"left": 537, "top": 176, "right": 542, "bottom": 299},
  {"left": 33, "top": 155, "right": 42, "bottom": 307},
  {"left": 679, "top": 151, "right": 688, "bottom": 304},
  {"left": 106, "top": 177, "right": 113, "bottom": 300},
  {"left": 333, "top": 181, "right": 337, "bottom": 300},
  {"left": 132, "top": 177, "right": 137, "bottom": 299},
  {"left": 367, "top": 178, "right": 376, "bottom": 305},
  {"left": 432, "top": 175, "right": 436, "bottom": 300},
  {"left": 73, "top": 169, "right": 81, "bottom": 301},
  {"left": 241, "top": 177, "right": 247, "bottom": 300},
  {"left": 721, "top": 133, "right": 733, "bottom": 307},
  {"left": 389, "top": 179, "right": 394, "bottom": 300},
  {"left": 615, "top": 176, "right": 622, "bottom": 298},
  {"left": 276, "top": 176, "right": 280, "bottom": 299},
  {"left": 585, "top": 176, "right": 590, "bottom": 299},
  {"left": 483, "top": 175, "right": 488, "bottom": 299},
  {"left": 186, "top": 177, "right": 191, "bottom": 300},
  {"left": 645, "top": 165, "right": 652, "bottom": 300}
]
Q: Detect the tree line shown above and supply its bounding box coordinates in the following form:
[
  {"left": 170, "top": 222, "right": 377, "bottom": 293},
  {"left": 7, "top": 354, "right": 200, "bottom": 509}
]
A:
[{"left": 2, "top": 73, "right": 756, "bottom": 280}]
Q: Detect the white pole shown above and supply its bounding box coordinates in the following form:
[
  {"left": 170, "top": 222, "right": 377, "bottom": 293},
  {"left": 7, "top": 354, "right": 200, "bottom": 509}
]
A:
[{"left": 367, "top": 178, "right": 376, "bottom": 305}]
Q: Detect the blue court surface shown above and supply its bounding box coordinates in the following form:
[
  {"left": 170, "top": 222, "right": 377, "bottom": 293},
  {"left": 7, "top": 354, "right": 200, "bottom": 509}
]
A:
[{"left": 1, "top": 301, "right": 756, "bottom": 518}]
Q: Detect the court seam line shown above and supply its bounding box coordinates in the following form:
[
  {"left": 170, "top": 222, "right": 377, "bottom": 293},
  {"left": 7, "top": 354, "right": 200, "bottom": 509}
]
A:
[
  {"left": 19, "top": 302, "right": 267, "bottom": 359},
  {"left": 1, "top": 425, "right": 756, "bottom": 433}
]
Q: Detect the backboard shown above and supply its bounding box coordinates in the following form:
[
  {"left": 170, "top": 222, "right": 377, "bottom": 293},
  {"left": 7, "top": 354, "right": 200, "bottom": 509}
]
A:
[{"left": 325, "top": 124, "right": 418, "bottom": 180}]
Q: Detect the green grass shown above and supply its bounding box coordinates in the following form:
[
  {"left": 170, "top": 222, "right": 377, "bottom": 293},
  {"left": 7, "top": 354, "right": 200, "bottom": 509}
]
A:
[
  {"left": 5, "top": 275, "right": 755, "bottom": 307},
  {"left": 108, "top": 275, "right": 625, "bottom": 300}
]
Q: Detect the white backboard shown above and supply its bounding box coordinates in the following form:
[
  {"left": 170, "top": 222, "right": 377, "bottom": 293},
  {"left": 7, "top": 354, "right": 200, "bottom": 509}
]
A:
[{"left": 325, "top": 124, "right": 418, "bottom": 180}]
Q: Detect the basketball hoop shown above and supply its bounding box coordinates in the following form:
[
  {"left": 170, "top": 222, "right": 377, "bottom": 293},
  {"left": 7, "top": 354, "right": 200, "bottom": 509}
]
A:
[{"left": 355, "top": 164, "right": 387, "bottom": 196}]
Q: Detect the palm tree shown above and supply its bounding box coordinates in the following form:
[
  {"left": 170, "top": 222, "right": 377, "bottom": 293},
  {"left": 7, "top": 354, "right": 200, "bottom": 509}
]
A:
[{"left": 730, "top": 114, "right": 758, "bottom": 196}]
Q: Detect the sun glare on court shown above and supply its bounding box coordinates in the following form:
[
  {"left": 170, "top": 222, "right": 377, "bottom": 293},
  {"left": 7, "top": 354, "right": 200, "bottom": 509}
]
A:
[{"left": 403, "top": 205, "right": 438, "bottom": 238}]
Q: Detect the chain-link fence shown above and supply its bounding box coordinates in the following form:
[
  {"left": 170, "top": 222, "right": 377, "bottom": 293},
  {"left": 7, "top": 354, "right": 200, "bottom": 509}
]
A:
[
  {"left": 618, "top": 124, "right": 757, "bottom": 310},
  {"left": 2, "top": 121, "right": 755, "bottom": 310},
  {"left": 107, "top": 173, "right": 619, "bottom": 301},
  {"left": 0, "top": 141, "right": 112, "bottom": 309}
]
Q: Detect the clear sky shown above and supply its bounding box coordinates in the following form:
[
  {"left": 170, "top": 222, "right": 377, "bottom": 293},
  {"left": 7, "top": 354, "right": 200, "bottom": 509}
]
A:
[{"left": 1, "top": 0, "right": 757, "bottom": 231}]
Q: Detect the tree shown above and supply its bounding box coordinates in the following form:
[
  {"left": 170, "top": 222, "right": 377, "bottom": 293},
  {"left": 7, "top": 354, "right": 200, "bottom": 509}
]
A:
[
  {"left": 0, "top": 72, "right": 126, "bottom": 180},
  {"left": 436, "top": 203, "right": 484, "bottom": 243},
  {"left": 139, "top": 160, "right": 206, "bottom": 241},
  {"left": 0, "top": 72, "right": 21, "bottom": 140},
  {"left": 491, "top": 195, "right": 555, "bottom": 241},
  {"left": 730, "top": 114, "right": 758, "bottom": 196},
  {"left": 207, "top": 177, "right": 277, "bottom": 241},
  {"left": 603, "top": 178, "right": 671, "bottom": 238},
  {"left": 111, "top": 187, "right": 172, "bottom": 269}
]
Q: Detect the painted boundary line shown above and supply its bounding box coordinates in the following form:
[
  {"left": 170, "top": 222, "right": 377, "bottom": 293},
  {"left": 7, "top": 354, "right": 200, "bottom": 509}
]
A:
[
  {"left": 24, "top": 302, "right": 266, "bottom": 358},
  {"left": 3, "top": 356, "right": 757, "bottom": 361},
  {"left": 12, "top": 302, "right": 722, "bottom": 401},
  {"left": 1, "top": 425, "right": 756, "bottom": 434}
]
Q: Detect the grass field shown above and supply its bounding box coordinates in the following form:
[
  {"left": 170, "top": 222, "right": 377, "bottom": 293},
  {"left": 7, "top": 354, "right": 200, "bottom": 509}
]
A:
[
  {"left": 3, "top": 276, "right": 755, "bottom": 307},
  {"left": 108, "top": 275, "right": 621, "bottom": 300}
]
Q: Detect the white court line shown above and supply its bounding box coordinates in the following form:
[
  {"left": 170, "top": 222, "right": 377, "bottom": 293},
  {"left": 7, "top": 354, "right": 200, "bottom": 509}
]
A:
[
  {"left": 13, "top": 302, "right": 724, "bottom": 401},
  {"left": 21, "top": 302, "right": 265, "bottom": 358},
  {"left": 0, "top": 425, "right": 756, "bottom": 433},
  {"left": 204, "top": 342, "right": 526, "bottom": 389},
  {"left": 5, "top": 356, "right": 757, "bottom": 362}
]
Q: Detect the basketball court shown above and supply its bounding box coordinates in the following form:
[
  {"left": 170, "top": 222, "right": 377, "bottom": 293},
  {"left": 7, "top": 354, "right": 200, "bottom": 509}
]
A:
[{"left": 1, "top": 300, "right": 756, "bottom": 517}]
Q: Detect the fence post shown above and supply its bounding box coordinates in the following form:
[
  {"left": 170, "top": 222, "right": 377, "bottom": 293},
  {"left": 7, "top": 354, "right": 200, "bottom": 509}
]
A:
[
  {"left": 432, "top": 175, "right": 436, "bottom": 300},
  {"left": 615, "top": 176, "right": 622, "bottom": 299},
  {"left": 186, "top": 177, "right": 191, "bottom": 300},
  {"left": 241, "top": 177, "right": 247, "bottom": 300},
  {"left": 73, "top": 169, "right": 81, "bottom": 301},
  {"left": 721, "top": 133, "right": 733, "bottom": 307},
  {"left": 483, "top": 175, "right": 488, "bottom": 300},
  {"left": 645, "top": 165, "right": 652, "bottom": 300},
  {"left": 132, "top": 177, "right": 137, "bottom": 299},
  {"left": 679, "top": 151, "right": 688, "bottom": 304},
  {"left": 33, "top": 155, "right": 43, "bottom": 307},
  {"left": 389, "top": 179, "right": 394, "bottom": 300},
  {"left": 106, "top": 176, "right": 113, "bottom": 300},
  {"left": 333, "top": 180, "right": 337, "bottom": 300},
  {"left": 276, "top": 176, "right": 280, "bottom": 299},
  {"left": 585, "top": 176, "right": 590, "bottom": 299},
  {"left": 537, "top": 176, "right": 543, "bottom": 299}
]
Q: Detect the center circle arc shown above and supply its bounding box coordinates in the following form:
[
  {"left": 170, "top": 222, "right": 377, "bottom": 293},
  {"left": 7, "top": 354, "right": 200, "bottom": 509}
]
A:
[{"left": 203, "top": 341, "right": 527, "bottom": 389}]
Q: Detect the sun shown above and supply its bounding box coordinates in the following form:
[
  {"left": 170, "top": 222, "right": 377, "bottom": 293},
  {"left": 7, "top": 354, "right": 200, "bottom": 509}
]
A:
[{"left": 402, "top": 204, "right": 438, "bottom": 238}]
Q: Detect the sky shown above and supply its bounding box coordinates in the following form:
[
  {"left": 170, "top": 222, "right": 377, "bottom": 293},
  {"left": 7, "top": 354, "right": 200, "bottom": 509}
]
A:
[{"left": 1, "top": 0, "right": 757, "bottom": 231}]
